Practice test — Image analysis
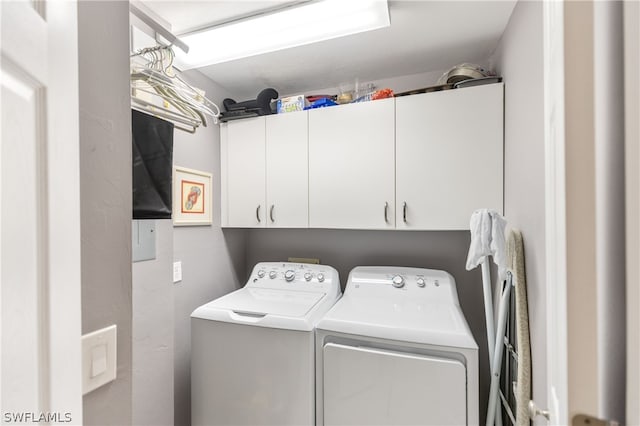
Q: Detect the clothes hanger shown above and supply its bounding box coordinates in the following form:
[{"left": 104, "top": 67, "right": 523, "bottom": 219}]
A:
[
  {"left": 130, "top": 44, "right": 220, "bottom": 132},
  {"left": 157, "top": 47, "right": 220, "bottom": 122},
  {"left": 132, "top": 101, "right": 197, "bottom": 134},
  {"left": 131, "top": 72, "right": 204, "bottom": 128}
]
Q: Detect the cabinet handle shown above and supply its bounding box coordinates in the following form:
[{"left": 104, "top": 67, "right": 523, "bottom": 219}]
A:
[
  {"left": 403, "top": 202, "right": 407, "bottom": 223},
  {"left": 256, "top": 205, "right": 261, "bottom": 223},
  {"left": 384, "top": 202, "right": 389, "bottom": 223},
  {"left": 270, "top": 205, "right": 275, "bottom": 223}
]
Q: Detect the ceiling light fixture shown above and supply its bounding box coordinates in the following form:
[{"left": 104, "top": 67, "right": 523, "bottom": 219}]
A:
[{"left": 175, "top": 0, "right": 390, "bottom": 70}]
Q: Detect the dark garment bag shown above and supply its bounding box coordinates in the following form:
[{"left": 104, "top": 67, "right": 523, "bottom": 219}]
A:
[{"left": 132, "top": 109, "right": 174, "bottom": 219}]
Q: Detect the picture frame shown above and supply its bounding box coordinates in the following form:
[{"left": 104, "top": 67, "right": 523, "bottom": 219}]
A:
[{"left": 173, "top": 166, "right": 213, "bottom": 226}]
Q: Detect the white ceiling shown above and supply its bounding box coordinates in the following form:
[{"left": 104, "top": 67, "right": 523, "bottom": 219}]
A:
[{"left": 142, "top": 1, "right": 516, "bottom": 99}]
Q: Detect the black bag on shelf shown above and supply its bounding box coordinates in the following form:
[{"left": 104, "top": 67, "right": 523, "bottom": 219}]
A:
[{"left": 219, "top": 88, "right": 278, "bottom": 122}]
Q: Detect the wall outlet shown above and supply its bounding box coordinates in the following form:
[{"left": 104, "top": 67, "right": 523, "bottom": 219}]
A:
[{"left": 173, "top": 261, "right": 182, "bottom": 283}]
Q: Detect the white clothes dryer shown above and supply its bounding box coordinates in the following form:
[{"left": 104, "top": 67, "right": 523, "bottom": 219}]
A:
[
  {"left": 316, "top": 266, "right": 478, "bottom": 426},
  {"left": 191, "top": 262, "right": 341, "bottom": 426}
]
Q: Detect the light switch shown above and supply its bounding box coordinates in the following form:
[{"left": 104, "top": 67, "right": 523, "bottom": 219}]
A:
[
  {"left": 82, "top": 325, "right": 117, "bottom": 395},
  {"left": 173, "top": 261, "right": 182, "bottom": 283},
  {"left": 91, "top": 344, "right": 107, "bottom": 378}
]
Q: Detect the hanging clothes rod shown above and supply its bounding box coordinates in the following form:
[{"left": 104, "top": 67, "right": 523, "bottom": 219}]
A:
[{"left": 129, "top": 3, "right": 189, "bottom": 54}]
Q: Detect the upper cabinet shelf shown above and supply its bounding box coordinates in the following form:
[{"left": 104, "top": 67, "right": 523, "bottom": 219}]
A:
[{"left": 221, "top": 83, "right": 504, "bottom": 230}]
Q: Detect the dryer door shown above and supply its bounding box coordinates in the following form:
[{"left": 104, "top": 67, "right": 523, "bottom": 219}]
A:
[{"left": 323, "top": 343, "right": 467, "bottom": 426}]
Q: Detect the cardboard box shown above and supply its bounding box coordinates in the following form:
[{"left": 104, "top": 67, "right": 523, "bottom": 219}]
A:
[{"left": 277, "top": 95, "right": 308, "bottom": 113}]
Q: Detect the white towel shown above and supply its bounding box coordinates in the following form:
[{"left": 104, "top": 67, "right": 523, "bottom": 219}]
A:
[
  {"left": 491, "top": 211, "right": 507, "bottom": 281},
  {"left": 466, "top": 209, "right": 493, "bottom": 269},
  {"left": 465, "top": 209, "right": 508, "bottom": 281}
]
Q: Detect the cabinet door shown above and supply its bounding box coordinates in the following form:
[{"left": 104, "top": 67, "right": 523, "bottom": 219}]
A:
[
  {"left": 396, "top": 84, "right": 504, "bottom": 230},
  {"left": 309, "top": 99, "right": 395, "bottom": 229},
  {"left": 222, "top": 117, "right": 266, "bottom": 227},
  {"left": 266, "top": 112, "right": 308, "bottom": 228}
]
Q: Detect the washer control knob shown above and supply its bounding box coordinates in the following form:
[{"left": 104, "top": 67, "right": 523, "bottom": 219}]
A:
[
  {"left": 317, "top": 273, "right": 325, "bottom": 283},
  {"left": 269, "top": 270, "right": 277, "bottom": 279},
  {"left": 257, "top": 270, "right": 266, "bottom": 278},
  {"left": 416, "top": 277, "right": 426, "bottom": 287},
  {"left": 284, "top": 270, "right": 296, "bottom": 282},
  {"left": 304, "top": 272, "right": 313, "bottom": 282},
  {"left": 392, "top": 275, "right": 405, "bottom": 288}
]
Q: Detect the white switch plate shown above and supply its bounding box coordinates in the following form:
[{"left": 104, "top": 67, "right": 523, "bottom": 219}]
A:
[
  {"left": 82, "top": 325, "right": 117, "bottom": 395},
  {"left": 173, "top": 261, "right": 182, "bottom": 283}
]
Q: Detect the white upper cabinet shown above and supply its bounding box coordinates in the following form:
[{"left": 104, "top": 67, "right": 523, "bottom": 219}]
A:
[
  {"left": 221, "top": 117, "right": 266, "bottom": 227},
  {"left": 308, "top": 98, "right": 395, "bottom": 229},
  {"left": 221, "top": 84, "right": 504, "bottom": 230},
  {"left": 395, "top": 83, "right": 504, "bottom": 230},
  {"left": 221, "top": 112, "right": 309, "bottom": 228},
  {"left": 265, "top": 111, "right": 309, "bottom": 228}
]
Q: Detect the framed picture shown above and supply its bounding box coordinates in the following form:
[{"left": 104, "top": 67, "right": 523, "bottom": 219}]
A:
[{"left": 173, "top": 166, "right": 213, "bottom": 226}]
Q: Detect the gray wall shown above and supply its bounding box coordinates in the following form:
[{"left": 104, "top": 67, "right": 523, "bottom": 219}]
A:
[
  {"left": 78, "top": 1, "right": 132, "bottom": 424},
  {"left": 128, "top": 31, "right": 247, "bottom": 426},
  {"left": 132, "top": 220, "right": 174, "bottom": 426},
  {"left": 490, "top": 0, "right": 547, "bottom": 419},
  {"left": 127, "top": 19, "right": 245, "bottom": 426},
  {"left": 245, "top": 229, "right": 490, "bottom": 423},
  {"left": 170, "top": 70, "right": 247, "bottom": 426},
  {"left": 129, "top": 69, "right": 247, "bottom": 424}
]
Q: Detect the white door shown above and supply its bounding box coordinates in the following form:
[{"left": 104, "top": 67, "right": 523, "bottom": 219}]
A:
[
  {"left": 395, "top": 84, "right": 504, "bottom": 230},
  {"left": 308, "top": 99, "right": 395, "bottom": 229},
  {"left": 223, "top": 117, "right": 266, "bottom": 227},
  {"left": 542, "top": 0, "right": 568, "bottom": 423},
  {"left": 323, "top": 344, "right": 467, "bottom": 426},
  {"left": 1, "top": 0, "right": 82, "bottom": 422},
  {"left": 265, "top": 111, "right": 308, "bottom": 228}
]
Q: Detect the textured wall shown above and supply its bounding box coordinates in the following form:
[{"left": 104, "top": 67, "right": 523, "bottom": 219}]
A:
[
  {"left": 132, "top": 220, "right": 174, "bottom": 426},
  {"left": 171, "top": 70, "right": 247, "bottom": 426},
  {"left": 490, "top": 0, "right": 547, "bottom": 420},
  {"left": 78, "top": 1, "right": 132, "bottom": 424}
]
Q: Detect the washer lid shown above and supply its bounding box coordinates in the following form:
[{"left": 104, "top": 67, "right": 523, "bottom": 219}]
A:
[
  {"left": 197, "top": 288, "right": 325, "bottom": 318},
  {"left": 191, "top": 287, "right": 333, "bottom": 331}
]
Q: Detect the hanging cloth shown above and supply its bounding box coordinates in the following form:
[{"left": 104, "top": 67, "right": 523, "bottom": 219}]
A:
[{"left": 132, "top": 109, "right": 174, "bottom": 219}]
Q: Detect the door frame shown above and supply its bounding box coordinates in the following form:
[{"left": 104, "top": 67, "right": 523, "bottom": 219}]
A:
[
  {"left": 624, "top": 1, "right": 640, "bottom": 424},
  {"left": 544, "top": 2, "right": 633, "bottom": 424},
  {"left": 542, "top": 0, "right": 568, "bottom": 423},
  {"left": 45, "top": 2, "right": 83, "bottom": 418}
]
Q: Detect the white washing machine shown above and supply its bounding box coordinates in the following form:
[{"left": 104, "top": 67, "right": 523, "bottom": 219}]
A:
[
  {"left": 316, "top": 266, "right": 479, "bottom": 426},
  {"left": 191, "top": 262, "right": 341, "bottom": 426}
]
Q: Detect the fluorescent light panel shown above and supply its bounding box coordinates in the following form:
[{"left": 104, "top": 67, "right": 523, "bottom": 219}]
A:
[{"left": 176, "top": 0, "right": 390, "bottom": 69}]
